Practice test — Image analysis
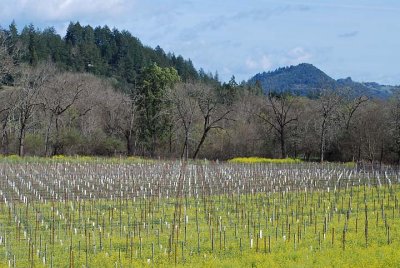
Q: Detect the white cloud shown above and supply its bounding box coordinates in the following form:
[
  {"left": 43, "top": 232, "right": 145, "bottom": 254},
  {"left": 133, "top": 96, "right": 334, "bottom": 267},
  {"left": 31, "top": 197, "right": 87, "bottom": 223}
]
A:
[
  {"left": 1, "top": 0, "right": 136, "bottom": 25},
  {"left": 285, "top": 47, "right": 312, "bottom": 65},
  {"left": 245, "top": 58, "right": 258, "bottom": 70},
  {"left": 245, "top": 55, "right": 272, "bottom": 70},
  {"left": 243, "top": 47, "right": 312, "bottom": 75}
]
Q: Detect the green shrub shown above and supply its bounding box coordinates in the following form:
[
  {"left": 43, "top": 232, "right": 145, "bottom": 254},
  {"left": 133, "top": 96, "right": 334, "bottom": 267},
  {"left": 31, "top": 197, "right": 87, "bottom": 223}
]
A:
[
  {"left": 24, "top": 133, "right": 45, "bottom": 155},
  {"left": 88, "top": 132, "right": 124, "bottom": 156},
  {"left": 59, "top": 128, "right": 85, "bottom": 154}
]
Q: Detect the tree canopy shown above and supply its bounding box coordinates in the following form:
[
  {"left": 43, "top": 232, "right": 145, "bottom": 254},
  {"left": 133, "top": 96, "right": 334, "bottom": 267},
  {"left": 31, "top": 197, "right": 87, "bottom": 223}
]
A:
[{"left": 1, "top": 22, "right": 206, "bottom": 88}]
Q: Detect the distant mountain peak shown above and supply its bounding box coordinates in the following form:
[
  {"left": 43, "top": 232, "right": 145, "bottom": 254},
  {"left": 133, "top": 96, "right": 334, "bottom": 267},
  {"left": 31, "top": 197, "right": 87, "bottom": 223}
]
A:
[
  {"left": 338, "top": 77, "right": 353, "bottom": 82},
  {"left": 248, "top": 63, "right": 394, "bottom": 99}
]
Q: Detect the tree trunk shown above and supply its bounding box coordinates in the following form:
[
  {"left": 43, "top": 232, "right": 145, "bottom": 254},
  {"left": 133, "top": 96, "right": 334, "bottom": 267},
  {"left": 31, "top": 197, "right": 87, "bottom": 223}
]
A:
[
  {"left": 193, "top": 128, "right": 209, "bottom": 159},
  {"left": 379, "top": 140, "right": 384, "bottom": 170},
  {"left": 169, "top": 125, "right": 172, "bottom": 156},
  {"left": 18, "top": 127, "right": 25, "bottom": 156},
  {"left": 181, "top": 135, "right": 188, "bottom": 159},
  {"left": 1, "top": 119, "right": 9, "bottom": 155},
  {"left": 44, "top": 114, "right": 53, "bottom": 156},
  {"left": 52, "top": 115, "right": 61, "bottom": 156},
  {"left": 320, "top": 119, "right": 327, "bottom": 162},
  {"left": 181, "top": 125, "right": 192, "bottom": 160},
  {"left": 126, "top": 132, "right": 133, "bottom": 156},
  {"left": 320, "top": 134, "right": 325, "bottom": 162},
  {"left": 280, "top": 129, "right": 286, "bottom": 159}
]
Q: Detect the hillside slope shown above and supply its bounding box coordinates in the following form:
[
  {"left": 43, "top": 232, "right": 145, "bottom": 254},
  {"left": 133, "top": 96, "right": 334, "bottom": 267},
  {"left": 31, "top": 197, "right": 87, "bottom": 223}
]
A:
[{"left": 249, "top": 63, "right": 396, "bottom": 98}]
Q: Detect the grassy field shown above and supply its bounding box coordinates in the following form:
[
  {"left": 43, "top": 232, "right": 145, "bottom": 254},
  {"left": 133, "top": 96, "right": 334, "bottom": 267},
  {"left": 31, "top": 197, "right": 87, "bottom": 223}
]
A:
[{"left": 0, "top": 159, "right": 399, "bottom": 267}]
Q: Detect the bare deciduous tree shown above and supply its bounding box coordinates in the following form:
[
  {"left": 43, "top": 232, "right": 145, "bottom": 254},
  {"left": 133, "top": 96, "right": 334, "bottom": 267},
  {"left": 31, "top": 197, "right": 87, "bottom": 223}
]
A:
[
  {"left": 15, "top": 63, "right": 54, "bottom": 156},
  {"left": 168, "top": 83, "right": 198, "bottom": 159},
  {"left": 0, "top": 88, "right": 18, "bottom": 154},
  {"left": 41, "top": 72, "right": 93, "bottom": 155},
  {"left": 192, "top": 84, "right": 232, "bottom": 159},
  {"left": 102, "top": 87, "right": 137, "bottom": 155},
  {"left": 256, "top": 92, "right": 298, "bottom": 158},
  {"left": 340, "top": 90, "right": 369, "bottom": 130},
  {"left": 317, "top": 89, "right": 342, "bottom": 162}
]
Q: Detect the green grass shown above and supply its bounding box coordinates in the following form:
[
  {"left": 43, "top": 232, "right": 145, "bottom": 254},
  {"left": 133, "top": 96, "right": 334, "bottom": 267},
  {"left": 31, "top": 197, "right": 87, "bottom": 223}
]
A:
[
  {"left": 0, "top": 154, "right": 152, "bottom": 164},
  {"left": 228, "top": 157, "right": 302, "bottom": 164},
  {"left": 0, "top": 160, "right": 398, "bottom": 267},
  {"left": 1, "top": 185, "right": 399, "bottom": 267}
]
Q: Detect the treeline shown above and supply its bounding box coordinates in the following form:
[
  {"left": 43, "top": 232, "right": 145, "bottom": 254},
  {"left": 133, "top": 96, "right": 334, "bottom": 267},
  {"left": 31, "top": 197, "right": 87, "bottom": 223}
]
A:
[
  {"left": 1, "top": 23, "right": 400, "bottom": 163},
  {"left": 1, "top": 21, "right": 216, "bottom": 87}
]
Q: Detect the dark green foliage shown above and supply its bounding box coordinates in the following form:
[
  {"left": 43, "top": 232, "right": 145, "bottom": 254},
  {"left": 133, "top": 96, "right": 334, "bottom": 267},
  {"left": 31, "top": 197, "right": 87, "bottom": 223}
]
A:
[
  {"left": 218, "top": 75, "right": 240, "bottom": 104},
  {"left": 136, "top": 64, "right": 180, "bottom": 156},
  {"left": 198, "top": 68, "right": 219, "bottom": 85},
  {"left": 87, "top": 131, "right": 125, "bottom": 156},
  {"left": 249, "top": 63, "right": 394, "bottom": 99},
  {"left": 0, "top": 22, "right": 20, "bottom": 85},
  {"left": 21, "top": 24, "right": 39, "bottom": 66},
  {"left": 0, "top": 21, "right": 200, "bottom": 87},
  {"left": 39, "top": 27, "right": 68, "bottom": 64},
  {"left": 249, "top": 63, "right": 336, "bottom": 97}
]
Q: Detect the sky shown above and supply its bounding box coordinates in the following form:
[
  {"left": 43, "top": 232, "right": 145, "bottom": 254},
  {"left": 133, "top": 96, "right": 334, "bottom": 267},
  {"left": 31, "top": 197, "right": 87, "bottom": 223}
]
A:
[{"left": 0, "top": 0, "right": 399, "bottom": 85}]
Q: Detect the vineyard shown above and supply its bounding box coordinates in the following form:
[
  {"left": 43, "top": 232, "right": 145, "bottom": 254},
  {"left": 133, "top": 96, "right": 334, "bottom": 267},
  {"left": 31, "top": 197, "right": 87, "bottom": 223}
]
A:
[{"left": 1, "top": 158, "right": 400, "bottom": 267}]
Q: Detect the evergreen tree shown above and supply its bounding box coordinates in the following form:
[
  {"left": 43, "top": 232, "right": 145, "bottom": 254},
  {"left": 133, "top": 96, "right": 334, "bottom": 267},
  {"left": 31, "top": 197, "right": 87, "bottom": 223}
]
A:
[
  {"left": 136, "top": 63, "right": 179, "bottom": 155},
  {"left": 2, "top": 21, "right": 202, "bottom": 86},
  {"left": 21, "top": 23, "right": 38, "bottom": 66}
]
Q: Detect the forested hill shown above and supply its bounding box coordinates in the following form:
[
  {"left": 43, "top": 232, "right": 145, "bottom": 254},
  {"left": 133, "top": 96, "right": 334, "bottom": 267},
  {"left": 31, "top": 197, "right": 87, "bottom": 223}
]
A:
[
  {"left": 1, "top": 21, "right": 212, "bottom": 87},
  {"left": 249, "top": 63, "right": 396, "bottom": 98}
]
